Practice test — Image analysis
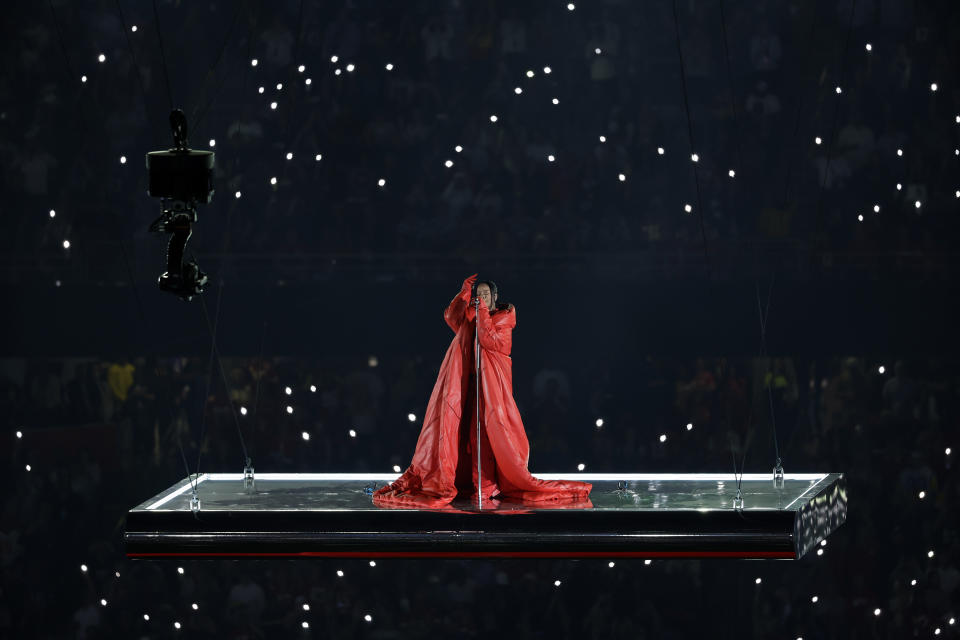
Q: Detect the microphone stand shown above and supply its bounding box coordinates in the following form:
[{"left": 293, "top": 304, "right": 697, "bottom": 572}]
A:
[{"left": 473, "top": 296, "right": 482, "bottom": 510}]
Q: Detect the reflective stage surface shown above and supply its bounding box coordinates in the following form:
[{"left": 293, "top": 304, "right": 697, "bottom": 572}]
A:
[{"left": 125, "top": 473, "right": 846, "bottom": 559}]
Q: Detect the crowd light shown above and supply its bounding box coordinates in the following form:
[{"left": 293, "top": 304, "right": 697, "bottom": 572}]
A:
[
  {"left": 315, "top": 154, "right": 322, "bottom": 161},
  {"left": 686, "top": 423, "right": 693, "bottom": 431},
  {"left": 303, "top": 604, "right": 310, "bottom": 611},
  {"left": 947, "top": 448, "right": 952, "bottom": 455},
  {"left": 285, "top": 386, "right": 292, "bottom": 395},
  {"left": 608, "top": 561, "right": 615, "bottom": 567},
  {"left": 302, "top": 432, "right": 310, "bottom": 441},
  {"left": 298, "top": 65, "right": 305, "bottom": 72},
  {"left": 874, "top": 608, "right": 881, "bottom": 616},
  {"left": 240, "top": 406, "right": 247, "bottom": 415},
  {"left": 815, "top": 136, "right": 822, "bottom": 145},
  {"left": 349, "top": 429, "right": 357, "bottom": 438},
  {"left": 659, "top": 434, "right": 667, "bottom": 443},
  {"left": 657, "top": 147, "right": 664, "bottom": 155},
  {"left": 302, "top": 622, "right": 309, "bottom": 629},
  {"left": 865, "top": 43, "right": 872, "bottom": 51},
  {"left": 554, "top": 580, "right": 561, "bottom": 586},
  {"left": 191, "top": 603, "right": 198, "bottom": 610},
  {"left": 177, "top": 567, "right": 184, "bottom": 575},
  {"left": 455, "top": 145, "right": 463, "bottom": 152},
  {"left": 567, "top": 3, "right": 575, "bottom": 10},
  {"left": 599, "top": 135, "right": 606, "bottom": 142},
  {"left": 644, "top": 560, "right": 652, "bottom": 565},
  {"left": 270, "top": 101, "right": 277, "bottom": 110},
  {"left": 258, "top": 86, "right": 264, "bottom": 94},
  {"left": 16, "top": 430, "right": 22, "bottom": 438},
  {"left": 728, "top": 169, "right": 736, "bottom": 177},
  {"left": 857, "top": 214, "right": 863, "bottom": 222},
  {"left": 489, "top": 114, "right": 498, "bottom": 122},
  {"left": 250, "top": 58, "right": 258, "bottom": 66},
  {"left": 393, "top": 465, "right": 401, "bottom": 472},
  {"left": 286, "top": 152, "right": 293, "bottom": 160},
  {"left": 305, "top": 78, "right": 312, "bottom": 85},
  {"left": 543, "top": 66, "right": 552, "bottom": 74},
  {"left": 98, "top": 53, "right": 106, "bottom": 63},
  {"left": 817, "top": 548, "right": 824, "bottom": 556},
  {"left": 755, "top": 577, "right": 762, "bottom": 584},
  {"left": 235, "top": 191, "right": 241, "bottom": 199},
  {"left": 81, "top": 75, "right": 87, "bottom": 82},
  {"left": 310, "top": 385, "right": 317, "bottom": 392},
  {"left": 618, "top": 173, "right": 626, "bottom": 182},
  {"left": 63, "top": 240, "right": 70, "bottom": 249},
  {"left": 897, "top": 148, "right": 903, "bottom": 156},
  {"left": 378, "top": 178, "right": 386, "bottom": 187},
  {"left": 691, "top": 153, "right": 699, "bottom": 162},
  {"left": 369, "top": 560, "right": 376, "bottom": 567},
  {"left": 928, "top": 550, "right": 935, "bottom": 558},
  {"left": 209, "top": 139, "right": 216, "bottom": 147},
  {"left": 526, "top": 70, "right": 534, "bottom": 78},
  {"left": 385, "top": 63, "right": 394, "bottom": 71},
  {"left": 407, "top": 413, "right": 417, "bottom": 422},
  {"left": 915, "top": 200, "right": 922, "bottom": 209},
  {"left": 143, "top": 614, "right": 149, "bottom": 621},
  {"left": 896, "top": 183, "right": 902, "bottom": 191},
  {"left": 25, "top": 464, "right": 31, "bottom": 472},
  {"left": 270, "top": 177, "right": 277, "bottom": 185},
  {"left": 81, "top": 564, "right": 88, "bottom": 572},
  {"left": 131, "top": 25, "right": 137, "bottom": 32},
  {"left": 174, "top": 621, "right": 181, "bottom": 629},
  {"left": 330, "top": 55, "right": 338, "bottom": 63},
  {"left": 120, "top": 156, "right": 127, "bottom": 164},
  {"left": 364, "top": 614, "right": 373, "bottom": 622},
  {"left": 919, "top": 491, "right": 926, "bottom": 499},
  {"left": 684, "top": 204, "right": 692, "bottom": 213},
  {"left": 547, "top": 155, "right": 555, "bottom": 162},
  {"left": 811, "top": 596, "right": 818, "bottom": 603},
  {"left": 595, "top": 418, "right": 604, "bottom": 427},
  {"left": 594, "top": 47, "right": 601, "bottom": 55},
  {"left": 930, "top": 83, "right": 938, "bottom": 91},
  {"left": 445, "top": 160, "right": 454, "bottom": 168},
  {"left": 286, "top": 405, "right": 293, "bottom": 414},
  {"left": 346, "top": 64, "right": 355, "bottom": 72},
  {"left": 552, "top": 98, "right": 559, "bottom": 105},
  {"left": 514, "top": 87, "right": 522, "bottom": 95},
  {"left": 337, "top": 570, "right": 344, "bottom": 577},
  {"left": 577, "top": 463, "right": 585, "bottom": 471}
]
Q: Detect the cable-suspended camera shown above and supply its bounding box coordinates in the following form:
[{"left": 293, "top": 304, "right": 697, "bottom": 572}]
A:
[{"left": 146, "top": 109, "right": 213, "bottom": 301}]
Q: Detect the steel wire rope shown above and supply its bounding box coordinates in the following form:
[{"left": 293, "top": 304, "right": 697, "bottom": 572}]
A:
[{"left": 671, "top": 0, "right": 710, "bottom": 262}]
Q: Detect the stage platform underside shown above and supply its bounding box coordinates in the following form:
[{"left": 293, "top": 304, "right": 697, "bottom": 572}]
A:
[{"left": 125, "top": 473, "right": 846, "bottom": 559}]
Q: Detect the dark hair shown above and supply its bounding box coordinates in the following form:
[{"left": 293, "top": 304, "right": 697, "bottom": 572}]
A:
[{"left": 473, "top": 279, "right": 510, "bottom": 311}]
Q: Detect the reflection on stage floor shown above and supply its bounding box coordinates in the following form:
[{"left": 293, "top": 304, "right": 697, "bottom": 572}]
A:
[{"left": 125, "top": 472, "right": 846, "bottom": 559}]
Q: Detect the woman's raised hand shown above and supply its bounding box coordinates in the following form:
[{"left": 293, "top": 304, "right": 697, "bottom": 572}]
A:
[{"left": 461, "top": 273, "right": 478, "bottom": 294}]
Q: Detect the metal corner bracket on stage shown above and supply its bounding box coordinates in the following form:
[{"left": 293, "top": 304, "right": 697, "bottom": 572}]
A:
[{"left": 124, "top": 472, "right": 846, "bottom": 559}]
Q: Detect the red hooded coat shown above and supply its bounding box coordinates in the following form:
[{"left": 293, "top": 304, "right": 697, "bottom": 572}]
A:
[{"left": 372, "top": 285, "right": 593, "bottom": 508}]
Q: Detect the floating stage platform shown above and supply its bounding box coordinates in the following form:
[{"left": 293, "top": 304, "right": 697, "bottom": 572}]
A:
[{"left": 125, "top": 472, "right": 846, "bottom": 559}]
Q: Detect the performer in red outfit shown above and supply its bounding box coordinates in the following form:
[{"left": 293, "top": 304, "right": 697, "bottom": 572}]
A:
[{"left": 373, "top": 274, "right": 593, "bottom": 508}]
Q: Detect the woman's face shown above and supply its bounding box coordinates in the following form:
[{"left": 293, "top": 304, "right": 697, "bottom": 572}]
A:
[{"left": 476, "top": 283, "right": 496, "bottom": 311}]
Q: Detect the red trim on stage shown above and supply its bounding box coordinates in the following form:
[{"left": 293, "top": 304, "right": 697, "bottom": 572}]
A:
[{"left": 128, "top": 550, "right": 795, "bottom": 559}]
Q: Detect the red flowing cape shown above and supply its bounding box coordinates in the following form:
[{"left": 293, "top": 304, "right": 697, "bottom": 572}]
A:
[{"left": 372, "top": 288, "right": 593, "bottom": 508}]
